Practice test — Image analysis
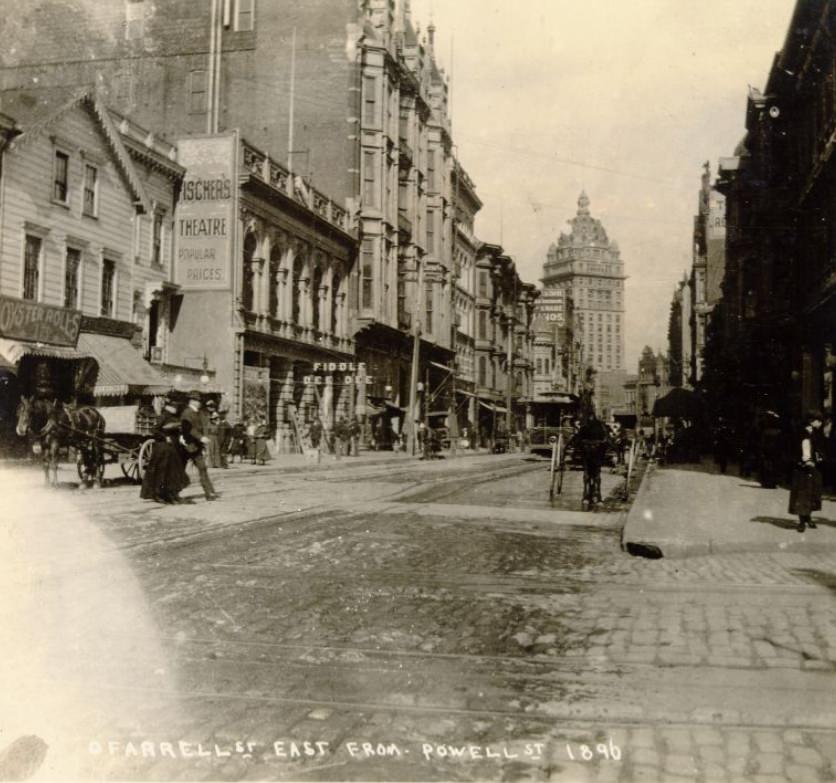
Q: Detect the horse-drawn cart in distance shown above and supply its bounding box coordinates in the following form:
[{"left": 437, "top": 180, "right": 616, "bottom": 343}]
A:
[{"left": 17, "top": 398, "right": 159, "bottom": 486}]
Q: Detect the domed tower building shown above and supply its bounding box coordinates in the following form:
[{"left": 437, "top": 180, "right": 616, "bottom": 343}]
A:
[{"left": 540, "top": 192, "right": 627, "bottom": 418}]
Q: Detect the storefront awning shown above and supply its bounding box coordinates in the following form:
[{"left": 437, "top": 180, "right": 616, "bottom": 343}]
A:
[
  {"left": 76, "top": 332, "right": 170, "bottom": 397},
  {"left": 536, "top": 393, "right": 576, "bottom": 404},
  {"left": 478, "top": 400, "right": 508, "bottom": 414},
  {"left": 0, "top": 338, "right": 93, "bottom": 364}
]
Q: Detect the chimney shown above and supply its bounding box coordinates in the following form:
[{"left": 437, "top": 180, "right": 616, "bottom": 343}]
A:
[{"left": 427, "top": 21, "right": 435, "bottom": 49}]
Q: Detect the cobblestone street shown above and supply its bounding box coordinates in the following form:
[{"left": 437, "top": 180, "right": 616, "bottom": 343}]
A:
[{"left": 3, "top": 454, "right": 836, "bottom": 782}]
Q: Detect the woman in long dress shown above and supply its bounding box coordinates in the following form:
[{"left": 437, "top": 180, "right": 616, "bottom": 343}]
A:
[
  {"left": 140, "top": 401, "right": 189, "bottom": 504},
  {"left": 788, "top": 411, "right": 825, "bottom": 532},
  {"left": 253, "top": 416, "right": 271, "bottom": 465}
]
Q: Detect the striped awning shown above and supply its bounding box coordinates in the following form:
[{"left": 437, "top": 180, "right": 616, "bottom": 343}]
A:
[
  {"left": 76, "top": 332, "right": 169, "bottom": 397},
  {"left": 0, "top": 338, "right": 93, "bottom": 364}
]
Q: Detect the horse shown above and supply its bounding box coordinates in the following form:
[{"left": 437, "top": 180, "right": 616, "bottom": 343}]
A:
[{"left": 15, "top": 396, "right": 106, "bottom": 487}]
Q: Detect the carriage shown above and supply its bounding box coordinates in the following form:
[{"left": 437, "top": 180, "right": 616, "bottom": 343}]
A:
[
  {"left": 77, "top": 405, "right": 158, "bottom": 484},
  {"left": 21, "top": 399, "right": 159, "bottom": 486}
]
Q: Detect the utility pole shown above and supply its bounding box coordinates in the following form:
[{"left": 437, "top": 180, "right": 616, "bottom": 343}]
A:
[
  {"left": 449, "top": 358, "right": 458, "bottom": 457},
  {"left": 287, "top": 27, "right": 296, "bottom": 172},
  {"left": 406, "top": 258, "right": 423, "bottom": 455},
  {"left": 506, "top": 309, "right": 513, "bottom": 440}
]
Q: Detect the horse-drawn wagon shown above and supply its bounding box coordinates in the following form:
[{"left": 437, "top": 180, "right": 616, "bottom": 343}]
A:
[
  {"left": 89, "top": 405, "right": 158, "bottom": 484},
  {"left": 17, "top": 398, "right": 160, "bottom": 486}
]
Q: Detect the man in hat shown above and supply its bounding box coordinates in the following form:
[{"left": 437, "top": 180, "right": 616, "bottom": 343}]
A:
[
  {"left": 180, "top": 391, "right": 219, "bottom": 501},
  {"left": 215, "top": 408, "right": 231, "bottom": 468},
  {"left": 205, "top": 399, "right": 221, "bottom": 468}
]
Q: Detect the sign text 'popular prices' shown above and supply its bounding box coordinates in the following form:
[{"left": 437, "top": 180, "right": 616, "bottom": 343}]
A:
[{"left": 175, "top": 135, "right": 238, "bottom": 290}]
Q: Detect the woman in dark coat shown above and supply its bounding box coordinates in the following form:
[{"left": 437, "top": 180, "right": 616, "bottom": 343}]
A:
[
  {"left": 140, "top": 401, "right": 189, "bottom": 504},
  {"left": 789, "top": 411, "right": 825, "bottom": 532},
  {"left": 252, "top": 416, "right": 271, "bottom": 464}
]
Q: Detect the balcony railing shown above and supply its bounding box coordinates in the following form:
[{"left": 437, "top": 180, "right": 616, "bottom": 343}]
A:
[{"left": 241, "top": 139, "right": 351, "bottom": 234}]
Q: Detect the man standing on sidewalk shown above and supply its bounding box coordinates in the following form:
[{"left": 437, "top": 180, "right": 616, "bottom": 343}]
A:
[{"left": 180, "top": 391, "right": 219, "bottom": 501}]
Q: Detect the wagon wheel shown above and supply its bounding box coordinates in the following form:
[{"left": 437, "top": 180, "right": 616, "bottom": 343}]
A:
[
  {"left": 136, "top": 438, "right": 154, "bottom": 481},
  {"left": 121, "top": 452, "right": 140, "bottom": 483},
  {"left": 120, "top": 440, "right": 147, "bottom": 484}
]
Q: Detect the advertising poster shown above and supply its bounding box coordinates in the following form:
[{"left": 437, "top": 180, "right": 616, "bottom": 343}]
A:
[{"left": 174, "top": 133, "right": 238, "bottom": 290}]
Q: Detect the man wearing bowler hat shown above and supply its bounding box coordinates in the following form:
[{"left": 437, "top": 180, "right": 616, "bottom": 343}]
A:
[{"left": 180, "top": 390, "right": 219, "bottom": 501}]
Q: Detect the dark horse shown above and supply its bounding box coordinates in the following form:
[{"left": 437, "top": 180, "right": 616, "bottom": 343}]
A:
[{"left": 15, "top": 396, "right": 106, "bottom": 487}]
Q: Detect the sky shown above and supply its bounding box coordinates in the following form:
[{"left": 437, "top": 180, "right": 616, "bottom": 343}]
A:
[{"left": 410, "top": 0, "right": 796, "bottom": 369}]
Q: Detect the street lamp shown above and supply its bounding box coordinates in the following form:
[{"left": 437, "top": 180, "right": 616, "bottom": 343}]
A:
[{"left": 184, "top": 354, "right": 210, "bottom": 385}]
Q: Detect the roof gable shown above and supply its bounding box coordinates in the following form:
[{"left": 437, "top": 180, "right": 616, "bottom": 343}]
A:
[{"left": 3, "top": 88, "right": 152, "bottom": 214}]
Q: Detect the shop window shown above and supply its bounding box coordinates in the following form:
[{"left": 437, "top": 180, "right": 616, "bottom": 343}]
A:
[
  {"left": 53, "top": 149, "right": 69, "bottom": 204},
  {"left": 189, "top": 70, "right": 208, "bottom": 115},
  {"left": 363, "top": 75, "right": 378, "bottom": 127},
  {"left": 363, "top": 150, "right": 378, "bottom": 208},
  {"left": 132, "top": 289, "right": 144, "bottom": 325},
  {"left": 361, "top": 238, "right": 373, "bottom": 310},
  {"left": 242, "top": 232, "right": 257, "bottom": 312},
  {"left": 235, "top": 0, "right": 254, "bottom": 32},
  {"left": 83, "top": 163, "right": 98, "bottom": 217},
  {"left": 124, "top": 0, "right": 146, "bottom": 40},
  {"left": 152, "top": 211, "right": 164, "bottom": 266},
  {"left": 269, "top": 245, "right": 282, "bottom": 318},
  {"left": 292, "top": 254, "right": 304, "bottom": 323},
  {"left": 311, "top": 265, "right": 323, "bottom": 331},
  {"left": 101, "top": 259, "right": 116, "bottom": 317},
  {"left": 23, "top": 235, "right": 41, "bottom": 301},
  {"left": 426, "top": 208, "right": 435, "bottom": 255},
  {"left": 425, "top": 280, "right": 433, "bottom": 335},
  {"left": 331, "top": 273, "right": 341, "bottom": 334},
  {"left": 479, "top": 269, "right": 488, "bottom": 299},
  {"left": 64, "top": 247, "right": 81, "bottom": 308}
]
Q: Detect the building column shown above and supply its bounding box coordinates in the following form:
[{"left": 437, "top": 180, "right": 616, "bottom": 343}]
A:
[
  {"left": 258, "top": 236, "right": 271, "bottom": 316},
  {"left": 324, "top": 262, "right": 334, "bottom": 337}
]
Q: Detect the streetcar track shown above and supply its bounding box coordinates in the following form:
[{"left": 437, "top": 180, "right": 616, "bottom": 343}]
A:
[
  {"left": 19, "top": 677, "right": 836, "bottom": 733},
  {"left": 165, "top": 642, "right": 836, "bottom": 680},
  {"left": 195, "top": 562, "right": 836, "bottom": 595}
]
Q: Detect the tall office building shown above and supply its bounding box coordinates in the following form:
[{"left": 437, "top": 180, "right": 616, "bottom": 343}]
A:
[
  {"left": 540, "top": 193, "right": 627, "bottom": 417},
  {"left": 542, "top": 192, "right": 626, "bottom": 372}
]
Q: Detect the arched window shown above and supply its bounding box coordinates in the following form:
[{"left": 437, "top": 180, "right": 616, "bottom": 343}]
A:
[
  {"left": 311, "top": 264, "right": 323, "bottom": 332},
  {"left": 269, "top": 244, "right": 282, "bottom": 317},
  {"left": 331, "top": 272, "right": 341, "bottom": 335},
  {"left": 292, "top": 253, "right": 304, "bottom": 324},
  {"left": 242, "top": 232, "right": 257, "bottom": 312}
]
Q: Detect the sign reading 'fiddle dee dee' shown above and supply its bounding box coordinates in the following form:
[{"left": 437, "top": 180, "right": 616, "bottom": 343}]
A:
[
  {"left": 174, "top": 133, "right": 239, "bottom": 290},
  {"left": 0, "top": 294, "right": 82, "bottom": 347}
]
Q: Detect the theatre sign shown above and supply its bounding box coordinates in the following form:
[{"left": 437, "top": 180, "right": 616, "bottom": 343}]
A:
[{"left": 175, "top": 133, "right": 239, "bottom": 290}]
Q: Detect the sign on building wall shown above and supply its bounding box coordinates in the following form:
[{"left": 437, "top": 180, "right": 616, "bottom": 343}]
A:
[
  {"left": 0, "top": 295, "right": 82, "bottom": 346},
  {"left": 175, "top": 133, "right": 238, "bottom": 290}
]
